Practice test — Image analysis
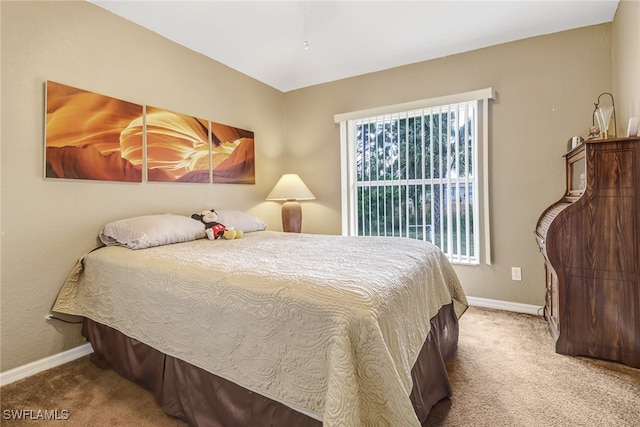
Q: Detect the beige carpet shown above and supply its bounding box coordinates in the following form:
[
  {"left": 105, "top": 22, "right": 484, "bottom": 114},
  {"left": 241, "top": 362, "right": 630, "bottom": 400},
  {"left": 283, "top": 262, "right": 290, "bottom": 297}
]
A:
[
  {"left": 425, "top": 307, "right": 639, "bottom": 426},
  {"left": 1, "top": 307, "right": 638, "bottom": 426}
]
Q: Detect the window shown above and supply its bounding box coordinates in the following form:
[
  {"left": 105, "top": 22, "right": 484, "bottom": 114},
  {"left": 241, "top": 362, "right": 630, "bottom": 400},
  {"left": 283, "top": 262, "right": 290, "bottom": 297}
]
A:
[{"left": 335, "top": 89, "right": 494, "bottom": 265}]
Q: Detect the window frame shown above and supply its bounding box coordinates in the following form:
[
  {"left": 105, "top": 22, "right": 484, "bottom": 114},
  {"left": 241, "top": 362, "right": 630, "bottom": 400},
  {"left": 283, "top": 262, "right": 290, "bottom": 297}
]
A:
[{"left": 335, "top": 88, "right": 494, "bottom": 265}]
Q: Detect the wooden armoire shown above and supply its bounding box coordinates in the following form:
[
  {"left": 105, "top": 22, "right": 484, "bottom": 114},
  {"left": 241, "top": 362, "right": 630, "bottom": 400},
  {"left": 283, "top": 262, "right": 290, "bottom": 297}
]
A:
[{"left": 535, "top": 136, "right": 640, "bottom": 368}]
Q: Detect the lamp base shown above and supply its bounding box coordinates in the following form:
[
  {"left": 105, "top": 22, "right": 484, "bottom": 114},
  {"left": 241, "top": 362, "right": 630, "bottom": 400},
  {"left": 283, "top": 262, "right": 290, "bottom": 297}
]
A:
[{"left": 282, "top": 201, "right": 302, "bottom": 233}]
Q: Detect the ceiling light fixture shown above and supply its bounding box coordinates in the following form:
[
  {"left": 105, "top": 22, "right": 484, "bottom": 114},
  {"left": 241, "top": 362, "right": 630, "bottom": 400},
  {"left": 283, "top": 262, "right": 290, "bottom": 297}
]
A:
[{"left": 302, "top": 1, "right": 309, "bottom": 50}]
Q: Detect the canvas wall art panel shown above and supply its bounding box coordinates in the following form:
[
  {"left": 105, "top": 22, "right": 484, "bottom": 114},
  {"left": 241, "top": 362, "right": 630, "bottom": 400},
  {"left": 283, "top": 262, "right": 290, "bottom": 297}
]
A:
[
  {"left": 210, "top": 121, "right": 255, "bottom": 184},
  {"left": 145, "top": 106, "right": 211, "bottom": 183},
  {"left": 45, "top": 81, "right": 144, "bottom": 182}
]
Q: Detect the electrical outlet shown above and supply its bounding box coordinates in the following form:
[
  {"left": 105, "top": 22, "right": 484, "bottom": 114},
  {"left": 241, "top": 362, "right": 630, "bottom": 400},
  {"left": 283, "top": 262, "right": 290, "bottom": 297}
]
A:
[{"left": 511, "top": 267, "right": 522, "bottom": 281}]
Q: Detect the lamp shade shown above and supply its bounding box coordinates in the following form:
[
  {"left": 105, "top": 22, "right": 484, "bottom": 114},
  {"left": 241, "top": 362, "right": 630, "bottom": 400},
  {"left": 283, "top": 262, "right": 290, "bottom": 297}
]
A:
[{"left": 266, "top": 174, "right": 315, "bottom": 201}]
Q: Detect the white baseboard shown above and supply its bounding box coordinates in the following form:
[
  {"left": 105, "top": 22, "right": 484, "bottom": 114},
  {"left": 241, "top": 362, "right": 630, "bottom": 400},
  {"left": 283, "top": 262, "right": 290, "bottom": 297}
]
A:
[
  {"left": 467, "top": 296, "right": 543, "bottom": 316},
  {"left": 0, "top": 343, "right": 93, "bottom": 387}
]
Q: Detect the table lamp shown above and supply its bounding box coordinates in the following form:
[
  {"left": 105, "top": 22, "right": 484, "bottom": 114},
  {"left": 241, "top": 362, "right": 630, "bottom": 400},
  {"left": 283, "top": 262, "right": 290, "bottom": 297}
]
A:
[
  {"left": 266, "top": 173, "right": 315, "bottom": 233},
  {"left": 592, "top": 92, "right": 617, "bottom": 139}
]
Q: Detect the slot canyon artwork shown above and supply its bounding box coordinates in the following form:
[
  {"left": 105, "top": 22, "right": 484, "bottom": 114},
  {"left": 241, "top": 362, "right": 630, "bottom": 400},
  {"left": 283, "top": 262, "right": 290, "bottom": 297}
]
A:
[
  {"left": 209, "top": 120, "right": 255, "bottom": 184},
  {"left": 45, "top": 81, "right": 143, "bottom": 182},
  {"left": 44, "top": 81, "right": 255, "bottom": 184},
  {"left": 145, "top": 106, "right": 211, "bottom": 183}
]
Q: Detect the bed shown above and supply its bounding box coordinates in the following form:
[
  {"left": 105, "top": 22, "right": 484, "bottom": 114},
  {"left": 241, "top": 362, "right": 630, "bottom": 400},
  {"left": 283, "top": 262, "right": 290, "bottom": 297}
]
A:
[{"left": 52, "top": 213, "right": 467, "bottom": 427}]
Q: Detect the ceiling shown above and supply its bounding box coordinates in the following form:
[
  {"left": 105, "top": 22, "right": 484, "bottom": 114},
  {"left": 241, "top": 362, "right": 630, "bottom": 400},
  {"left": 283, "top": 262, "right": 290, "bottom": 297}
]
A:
[{"left": 90, "top": 0, "right": 620, "bottom": 93}]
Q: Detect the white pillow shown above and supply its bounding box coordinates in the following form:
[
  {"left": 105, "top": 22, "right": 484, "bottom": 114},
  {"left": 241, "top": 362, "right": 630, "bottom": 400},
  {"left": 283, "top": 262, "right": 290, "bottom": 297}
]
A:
[
  {"left": 216, "top": 210, "right": 266, "bottom": 233},
  {"left": 99, "top": 214, "right": 206, "bottom": 249}
]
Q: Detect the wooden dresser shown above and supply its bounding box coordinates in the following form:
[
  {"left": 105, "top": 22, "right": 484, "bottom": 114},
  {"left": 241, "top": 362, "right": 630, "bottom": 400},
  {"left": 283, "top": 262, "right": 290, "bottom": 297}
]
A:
[{"left": 535, "top": 136, "right": 640, "bottom": 368}]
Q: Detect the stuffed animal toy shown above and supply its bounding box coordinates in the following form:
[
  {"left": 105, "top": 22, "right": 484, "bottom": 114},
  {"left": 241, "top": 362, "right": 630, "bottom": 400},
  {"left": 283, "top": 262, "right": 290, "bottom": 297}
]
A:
[
  {"left": 221, "top": 228, "right": 243, "bottom": 240},
  {"left": 191, "top": 209, "right": 243, "bottom": 240}
]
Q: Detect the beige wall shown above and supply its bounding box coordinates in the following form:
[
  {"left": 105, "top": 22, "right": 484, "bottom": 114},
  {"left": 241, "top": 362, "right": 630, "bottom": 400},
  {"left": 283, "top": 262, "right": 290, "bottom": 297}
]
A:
[
  {"left": 1, "top": 0, "right": 634, "bottom": 372},
  {"left": 613, "top": 0, "right": 640, "bottom": 128},
  {"left": 287, "top": 24, "right": 612, "bottom": 306},
  {"left": 0, "top": 1, "right": 285, "bottom": 371}
]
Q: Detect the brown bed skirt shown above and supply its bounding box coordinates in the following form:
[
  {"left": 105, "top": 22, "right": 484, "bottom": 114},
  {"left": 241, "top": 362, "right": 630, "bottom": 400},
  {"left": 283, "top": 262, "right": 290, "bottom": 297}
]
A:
[{"left": 82, "top": 302, "right": 459, "bottom": 427}]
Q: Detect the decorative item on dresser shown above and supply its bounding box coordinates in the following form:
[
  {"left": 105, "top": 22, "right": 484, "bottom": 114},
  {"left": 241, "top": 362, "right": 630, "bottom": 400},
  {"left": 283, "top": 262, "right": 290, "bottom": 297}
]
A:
[
  {"left": 591, "top": 92, "right": 617, "bottom": 139},
  {"left": 535, "top": 136, "right": 640, "bottom": 368}
]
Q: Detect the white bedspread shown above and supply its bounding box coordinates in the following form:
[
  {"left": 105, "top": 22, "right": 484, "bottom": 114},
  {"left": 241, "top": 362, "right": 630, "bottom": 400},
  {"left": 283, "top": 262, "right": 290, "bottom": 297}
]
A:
[{"left": 53, "top": 231, "right": 467, "bottom": 426}]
